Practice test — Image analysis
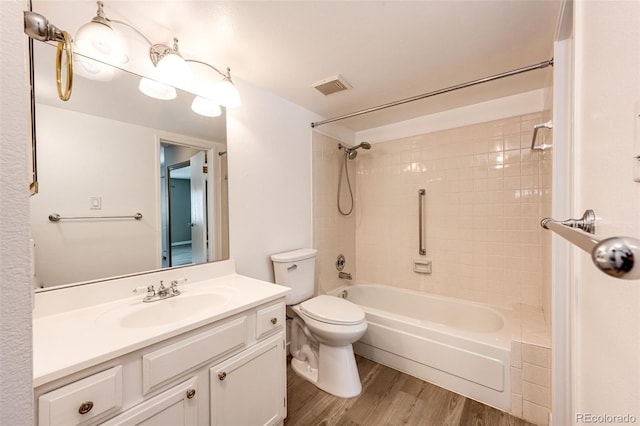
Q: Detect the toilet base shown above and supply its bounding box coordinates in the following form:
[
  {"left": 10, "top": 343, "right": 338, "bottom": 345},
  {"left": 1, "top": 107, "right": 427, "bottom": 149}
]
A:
[{"left": 290, "top": 343, "right": 362, "bottom": 398}]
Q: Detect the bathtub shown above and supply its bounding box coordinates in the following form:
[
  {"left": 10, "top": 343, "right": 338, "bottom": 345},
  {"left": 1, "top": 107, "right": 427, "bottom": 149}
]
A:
[{"left": 329, "top": 284, "right": 511, "bottom": 411}]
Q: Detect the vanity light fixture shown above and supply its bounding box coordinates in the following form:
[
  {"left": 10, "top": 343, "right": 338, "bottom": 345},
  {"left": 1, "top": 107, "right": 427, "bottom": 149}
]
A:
[
  {"left": 72, "top": 1, "right": 127, "bottom": 82},
  {"left": 191, "top": 95, "right": 222, "bottom": 117},
  {"left": 25, "top": 1, "right": 241, "bottom": 112},
  {"left": 150, "top": 38, "right": 193, "bottom": 88},
  {"left": 73, "top": 1, "right": 241, "bottom": 113},
  {"left": 186, "top": 60, "right": 242, "bottom": 115},
  {"left": 138, "top": 77, "right": 177, "bottom": 100}
]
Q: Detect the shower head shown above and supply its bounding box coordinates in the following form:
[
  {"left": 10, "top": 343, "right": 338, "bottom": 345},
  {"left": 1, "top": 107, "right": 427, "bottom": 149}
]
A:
[{"left": 338, "top": 141, "right": 372, "bottom": 160}]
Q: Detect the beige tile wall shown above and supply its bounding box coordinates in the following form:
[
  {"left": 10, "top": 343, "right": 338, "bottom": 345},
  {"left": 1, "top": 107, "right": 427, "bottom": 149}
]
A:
[
  {"left": 312, "top": 132, "right": 357, "bottom": 295},
  {"left": 354, "top": 113, "right": 552, "bottom": 311}
]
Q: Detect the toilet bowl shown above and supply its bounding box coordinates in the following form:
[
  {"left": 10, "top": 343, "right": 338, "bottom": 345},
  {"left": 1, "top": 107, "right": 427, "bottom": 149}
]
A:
[
  {"left": 271, "top": 249, "right": 368, "bottom": 398},
  {"left": 289, "top": 296, "right": 367, "bottom": 398}
]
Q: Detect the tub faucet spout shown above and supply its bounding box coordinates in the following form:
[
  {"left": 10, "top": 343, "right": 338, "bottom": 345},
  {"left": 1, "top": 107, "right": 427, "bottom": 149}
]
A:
[{"left": 338, "top": 272, "right": 352, "bottom": 280}]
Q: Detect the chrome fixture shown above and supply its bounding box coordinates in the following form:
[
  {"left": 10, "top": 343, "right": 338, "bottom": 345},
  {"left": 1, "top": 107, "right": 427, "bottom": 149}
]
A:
[
  {"left": 541, "top": 209, "right": 596, "bottom": 235},
  {"left": 139, "top": 278, "right": 184, "bottom": 302},
  {"left": 336, "top": 254, "right": 346, "bottom": 271},
  {"left": 338, "top": 142, "right": 371, "bottom": 160},
  {"left": 48, "top": 212, "right": 143, "bottom": 222},
  {"left": 337, "top": 290, "right": 348, "bottom": 299},
  {"left": 531, "top": 120, "right": 553, "bottom": 150},
  {"left": 541, "top": 210, "right": 640, "bottom": 279},
  {"left": 311, "top": 59, "right": 554, "bottom": 128},
  {"left": 24, "top": 1, "right": 241, "bottom": 113},
  {"left": 338, "top": 272, "right": 352, "bottom": 280},
  {"left": 418, "top": 189, "right": 427, "bottom": 255},
  {"left": 337, "top": 142, "right": 372, "bottom": 215},
  {"left": 24, "top": 11, "right": 73, "bottom": 101}
]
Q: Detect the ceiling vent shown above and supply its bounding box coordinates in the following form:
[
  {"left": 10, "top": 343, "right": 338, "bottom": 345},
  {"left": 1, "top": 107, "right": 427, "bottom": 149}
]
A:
[{"left": 312, "top": 74, "right": 352, "bottom": 96}]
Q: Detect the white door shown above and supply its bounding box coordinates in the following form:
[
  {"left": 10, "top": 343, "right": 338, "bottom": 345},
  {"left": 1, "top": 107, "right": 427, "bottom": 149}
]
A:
[
  {"left": 190, "top": 151, "right": 207, "bottom": 264},
  {"left": 555, "top": 1, "right": 640, "bottom": 422}
]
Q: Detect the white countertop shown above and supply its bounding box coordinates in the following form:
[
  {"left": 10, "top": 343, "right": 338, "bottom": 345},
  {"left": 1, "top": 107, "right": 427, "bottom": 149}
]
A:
[{"left": 33, "top": 271, "right": 290, "bottom": 387}]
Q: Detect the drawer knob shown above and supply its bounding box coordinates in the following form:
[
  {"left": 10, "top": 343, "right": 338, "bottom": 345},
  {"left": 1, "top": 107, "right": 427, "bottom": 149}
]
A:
[
  {"left": 270, "top": 317, "right": 278, "bottom": 325},
  {"left": 186, "top": 388, "right": 196, "bottom": 399},
  {"left": 78, "top": 401, "right": 94, "bottom": 415},
  {"left": 218, "top": 372, "right": 227, "bottom": 381}
]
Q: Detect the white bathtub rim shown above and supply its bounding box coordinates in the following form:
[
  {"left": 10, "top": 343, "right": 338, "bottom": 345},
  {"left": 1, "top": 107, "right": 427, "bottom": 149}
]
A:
[
  {"left": 327, "top": 283, "right": 511, "bottom": 348},
  {"left": 327, "top": 282, "right": 512, "bottom": 317}
]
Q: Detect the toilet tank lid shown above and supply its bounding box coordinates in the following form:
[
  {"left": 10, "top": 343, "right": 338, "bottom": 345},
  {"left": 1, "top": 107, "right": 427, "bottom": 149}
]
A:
[{"left": 271, "top": 248, "right": 317, "bottom": 263}]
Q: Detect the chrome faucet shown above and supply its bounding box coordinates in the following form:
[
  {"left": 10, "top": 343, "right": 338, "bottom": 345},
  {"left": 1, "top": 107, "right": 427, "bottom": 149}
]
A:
[
  {"left": 140, "top": 279, "right": 183, "bottom": 303},
  {"left": 338, "top": 272, "right": 352, "bottom": 280}
]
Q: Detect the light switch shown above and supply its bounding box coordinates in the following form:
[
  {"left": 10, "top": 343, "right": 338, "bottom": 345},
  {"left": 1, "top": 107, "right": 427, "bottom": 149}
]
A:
[{"left": 90, "top": 196, "right": 102, "bottom": 210}]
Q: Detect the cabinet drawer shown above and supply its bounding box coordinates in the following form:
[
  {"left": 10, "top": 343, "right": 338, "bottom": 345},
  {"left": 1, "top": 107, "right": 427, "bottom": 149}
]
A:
[
  {"left": 256, "top": 302, "right": 284, "bottom": 339},
  {"left": 38, "top": 366, "right": 123, "bottom": 426},
  {"left": 143, "top": 316, "right": 247, "bottom": 393}
]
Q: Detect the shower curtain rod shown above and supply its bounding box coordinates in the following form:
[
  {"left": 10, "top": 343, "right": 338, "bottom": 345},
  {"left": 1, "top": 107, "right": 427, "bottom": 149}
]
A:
[{"left": 310, "top": 58, "right": 554, "bottom": 128}]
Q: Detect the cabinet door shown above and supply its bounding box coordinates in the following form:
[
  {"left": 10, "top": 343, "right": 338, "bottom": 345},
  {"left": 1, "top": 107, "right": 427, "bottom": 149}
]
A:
[
  {"left": 210, "top": 333, "right": 285, "bottom": 426},
  {"left": 101, "top": 376, "right": 200, "bottom": 426}
]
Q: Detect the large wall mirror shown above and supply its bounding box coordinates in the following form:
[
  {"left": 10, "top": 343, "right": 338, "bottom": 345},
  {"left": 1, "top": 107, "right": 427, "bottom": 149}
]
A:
[{"left": 30, "top": 41, "right": 229, "bottom": 290}]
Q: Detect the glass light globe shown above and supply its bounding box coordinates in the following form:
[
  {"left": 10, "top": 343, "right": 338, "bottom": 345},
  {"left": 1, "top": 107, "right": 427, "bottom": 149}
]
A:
[
  {"left": 156, "top": 53, "right": 192, "bottom": 87},
  {"left": 74, "top": 21, "right": 128, "bottom": 65},
  {"left": 139, "top": 77, "right": 176, "bottom": 100},
  {"left": 214, "top": 78, "right": 241, "bottom": 108},
  {"left": 191, "top": 96, "right": 222, "bottom": 117}
]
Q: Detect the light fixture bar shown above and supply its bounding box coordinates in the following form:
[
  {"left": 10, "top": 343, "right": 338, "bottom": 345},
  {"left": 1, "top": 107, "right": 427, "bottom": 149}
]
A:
[
  {"left": 185, "top": 59, "right": 228, "bottom": 79},
  {"left": 109, "top": 19, "right": 154, "bottom": 46}
]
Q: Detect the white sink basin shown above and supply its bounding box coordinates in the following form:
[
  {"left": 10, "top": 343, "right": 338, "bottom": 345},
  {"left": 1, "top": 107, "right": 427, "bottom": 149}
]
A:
[{"left": 96, "top": 292, "right": 231, "bottom": 329}]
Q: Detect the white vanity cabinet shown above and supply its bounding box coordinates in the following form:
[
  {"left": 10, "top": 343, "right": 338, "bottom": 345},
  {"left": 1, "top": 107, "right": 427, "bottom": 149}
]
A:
[
  {"left": 35, "top": 299, "right": 286, "bottom": 426},
  {"left": 210, "top": 333, "right": 285, "bottom": 426}
]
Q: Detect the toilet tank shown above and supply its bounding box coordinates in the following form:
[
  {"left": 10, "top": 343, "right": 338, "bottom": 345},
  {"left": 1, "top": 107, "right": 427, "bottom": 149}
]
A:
[{"left": 271, "top": 248, "right": 317, "bottom": 304}]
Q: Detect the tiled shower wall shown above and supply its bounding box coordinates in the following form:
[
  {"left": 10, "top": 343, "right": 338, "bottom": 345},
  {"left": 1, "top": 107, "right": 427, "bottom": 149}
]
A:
[
  {"left": 312, "top": 132, "right": 357, "bottom": 295},
  {"left": 354, "top": 113, "right": 552, "bottom": 311},
  {"left": 313, "top": 113, "right": 551, "bottom": 311}
]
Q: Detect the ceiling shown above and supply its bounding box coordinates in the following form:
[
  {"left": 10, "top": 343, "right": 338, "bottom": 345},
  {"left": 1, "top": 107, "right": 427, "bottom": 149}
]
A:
[{"left": 31, "top": 1, "right": 563, "bottom": 131}]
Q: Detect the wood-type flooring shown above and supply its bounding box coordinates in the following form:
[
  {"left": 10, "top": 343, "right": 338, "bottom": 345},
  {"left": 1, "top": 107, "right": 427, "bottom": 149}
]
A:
[{"left": 284, "top": 355, "right": 534, "bottom": 426}]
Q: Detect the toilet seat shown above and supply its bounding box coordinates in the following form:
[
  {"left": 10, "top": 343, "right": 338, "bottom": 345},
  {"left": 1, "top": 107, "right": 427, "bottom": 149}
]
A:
[{"left": 299, "top": 295, "right": 365, "bottom": 326}]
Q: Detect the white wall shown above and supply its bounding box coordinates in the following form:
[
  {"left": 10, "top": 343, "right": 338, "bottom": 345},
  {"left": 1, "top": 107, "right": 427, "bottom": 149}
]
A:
[
  {"left": 226, "top": 79, "right": 321, "bottom": 282},
  {"left": 32, "top": 105, "right": 159, "bottom": 286},
  {"left": 0, "top": 1, "right": 33, "bottom": 424},
  {"left": 572, "top": 0, "right": 640, "bottom": 421}
]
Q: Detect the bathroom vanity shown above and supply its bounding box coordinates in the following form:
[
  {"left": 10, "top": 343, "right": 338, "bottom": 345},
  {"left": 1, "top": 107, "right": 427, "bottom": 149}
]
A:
[{"left": 33, "top": 260, "right": 290, "bottom": 426}]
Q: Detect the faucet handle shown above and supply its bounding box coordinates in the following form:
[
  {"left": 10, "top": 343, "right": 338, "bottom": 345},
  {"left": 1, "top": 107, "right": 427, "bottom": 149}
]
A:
[
  {"left": 170, "top": 280, "right": 181, "bottom": 295},
  {"left": 146, "top": 285, "right": 155, "bottom": 297}
]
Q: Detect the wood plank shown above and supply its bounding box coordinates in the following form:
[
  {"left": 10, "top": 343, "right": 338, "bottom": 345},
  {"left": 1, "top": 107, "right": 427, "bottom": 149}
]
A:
[{"left": 285, "top": 356, "right": 535, "bottom": 426}]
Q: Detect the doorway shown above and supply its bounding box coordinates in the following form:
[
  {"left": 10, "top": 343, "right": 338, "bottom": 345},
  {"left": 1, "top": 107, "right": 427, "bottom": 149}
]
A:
[{"left": 161, "top": 142, "right": 209, "bottom": 268}]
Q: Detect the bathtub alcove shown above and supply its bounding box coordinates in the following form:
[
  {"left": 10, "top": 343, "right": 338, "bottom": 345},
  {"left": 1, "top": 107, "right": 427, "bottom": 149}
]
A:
[
  {"left": 330, "top": 284, "right": 512, "bottom": 411},
  {"left": 312, "top": 109, "right": 553, "bottom": 424}
]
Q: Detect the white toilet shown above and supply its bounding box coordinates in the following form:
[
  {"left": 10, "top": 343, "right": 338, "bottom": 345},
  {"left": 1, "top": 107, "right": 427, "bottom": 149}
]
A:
[{"left": 271, "top": 248, "right": 367, "bottom": 398}]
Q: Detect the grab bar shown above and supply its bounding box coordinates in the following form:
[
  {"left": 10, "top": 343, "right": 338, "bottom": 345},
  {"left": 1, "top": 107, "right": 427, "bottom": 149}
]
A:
[
  {"left": 48, "top": 212, "right": 143, "bottom": 222},
  {"left": 418, "top": 189, "right": 426, "bottom": 255},
  {"left": 530, "top": 120, "right": 553, "bottom": 150},
  {"left": 541, "top": 209, "right": 640, "bottom": 279}
]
